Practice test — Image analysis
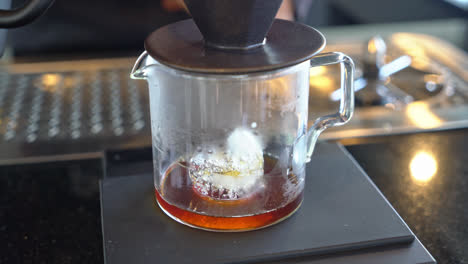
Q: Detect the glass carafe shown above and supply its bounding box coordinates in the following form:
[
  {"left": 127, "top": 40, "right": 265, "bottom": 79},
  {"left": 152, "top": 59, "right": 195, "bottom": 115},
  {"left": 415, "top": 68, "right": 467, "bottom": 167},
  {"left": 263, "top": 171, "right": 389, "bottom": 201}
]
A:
[{"left": 131, "top": 51, "right": 354, "bottom": 231}]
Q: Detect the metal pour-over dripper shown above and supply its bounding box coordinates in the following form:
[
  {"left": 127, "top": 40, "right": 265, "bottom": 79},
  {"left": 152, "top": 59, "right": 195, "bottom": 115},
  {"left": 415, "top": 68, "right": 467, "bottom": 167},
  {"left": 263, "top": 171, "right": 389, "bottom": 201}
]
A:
[{"left": 144, "top": 0, "right": 326, "bottom": 74}]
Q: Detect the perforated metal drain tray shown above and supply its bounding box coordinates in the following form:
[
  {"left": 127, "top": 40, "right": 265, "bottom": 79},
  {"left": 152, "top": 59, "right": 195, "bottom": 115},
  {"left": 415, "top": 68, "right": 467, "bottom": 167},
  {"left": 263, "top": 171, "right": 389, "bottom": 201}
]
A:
[{"left": 0, "top": 58, "right": 151, "bottom": 164}]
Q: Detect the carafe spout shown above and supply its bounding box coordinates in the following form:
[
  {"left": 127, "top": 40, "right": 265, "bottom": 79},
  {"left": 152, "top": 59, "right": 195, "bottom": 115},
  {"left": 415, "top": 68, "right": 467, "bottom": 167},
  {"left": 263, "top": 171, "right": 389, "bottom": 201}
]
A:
[{"left": 131, "top": 51, "right": 154, "bottom": 80}]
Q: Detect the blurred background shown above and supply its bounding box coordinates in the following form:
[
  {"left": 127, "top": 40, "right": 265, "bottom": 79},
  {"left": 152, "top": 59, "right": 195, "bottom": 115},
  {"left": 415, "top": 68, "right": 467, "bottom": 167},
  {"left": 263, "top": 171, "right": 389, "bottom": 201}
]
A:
[{"left": 5, "top": 0, "right": 467, "bottom": 61}]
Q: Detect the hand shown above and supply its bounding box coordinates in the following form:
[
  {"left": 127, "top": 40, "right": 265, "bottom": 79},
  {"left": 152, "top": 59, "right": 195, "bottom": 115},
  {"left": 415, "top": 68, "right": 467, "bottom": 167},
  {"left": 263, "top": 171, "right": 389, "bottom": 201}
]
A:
[
  {"left": 161, "top": 0, "right": 185, "bottom": 12},
  {"left": 277, "top": 0, "right": 294, "bottom": 20}
]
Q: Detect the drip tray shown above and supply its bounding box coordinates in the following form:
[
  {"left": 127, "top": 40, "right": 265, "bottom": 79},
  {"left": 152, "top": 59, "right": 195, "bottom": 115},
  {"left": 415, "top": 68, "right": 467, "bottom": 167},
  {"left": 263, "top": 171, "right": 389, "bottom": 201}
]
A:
[{"left": 100, "top": 143, "right": 435, "bottom": 263}]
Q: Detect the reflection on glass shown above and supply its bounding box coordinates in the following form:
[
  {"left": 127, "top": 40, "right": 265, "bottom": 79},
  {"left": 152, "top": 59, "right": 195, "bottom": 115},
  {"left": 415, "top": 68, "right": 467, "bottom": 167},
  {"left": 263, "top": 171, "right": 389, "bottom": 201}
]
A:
[
  {"left": 310, "top": 76, "right": 334, "bottom": 92},
  {"left": 309, "top": 66, "right": 327, "bottom": 76},
  {"left": 406, "top": 102, "right": 442, "bottom": 128},
  {"left": 267, "top": 78, "right": 289, "bottom": 96},
  {"left": 410, "top": 151, "right": 437, "bottom": 183},
  {"left": 330, "top": 78, "right": 367, "bottom": 101}
]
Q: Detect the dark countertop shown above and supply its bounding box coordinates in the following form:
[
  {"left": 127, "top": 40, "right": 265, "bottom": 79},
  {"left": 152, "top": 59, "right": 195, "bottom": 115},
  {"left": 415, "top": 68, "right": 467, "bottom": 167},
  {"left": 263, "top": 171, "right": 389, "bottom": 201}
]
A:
[
  {"left": 344, "top": 128, "right": 468, "bottom": 264},
  {"left": 1, "top": 128, "right": 467, "bottom": 264}
]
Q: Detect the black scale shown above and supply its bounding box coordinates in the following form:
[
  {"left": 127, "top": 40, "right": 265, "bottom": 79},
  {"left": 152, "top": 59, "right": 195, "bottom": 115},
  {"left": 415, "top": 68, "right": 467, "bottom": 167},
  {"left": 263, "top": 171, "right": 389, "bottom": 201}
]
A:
[{"left": 100, "top": 143, "right": 435, "bottom": 264}]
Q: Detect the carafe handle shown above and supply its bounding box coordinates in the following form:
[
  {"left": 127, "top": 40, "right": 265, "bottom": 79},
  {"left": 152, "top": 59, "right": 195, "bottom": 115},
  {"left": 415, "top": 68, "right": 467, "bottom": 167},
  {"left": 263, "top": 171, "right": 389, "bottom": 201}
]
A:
[{"left": 306, "top": 52, "right": 355, "bottom": 161}]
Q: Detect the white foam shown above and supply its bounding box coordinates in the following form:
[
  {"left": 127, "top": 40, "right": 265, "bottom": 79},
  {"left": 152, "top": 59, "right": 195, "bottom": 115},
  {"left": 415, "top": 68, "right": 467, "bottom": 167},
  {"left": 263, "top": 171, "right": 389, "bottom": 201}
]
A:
[
  {"left": 227, "top": 127, "right": 263, "bottom": 160},
  {"left": 189, "top": 128, "right": 264, "bottom": 199}
]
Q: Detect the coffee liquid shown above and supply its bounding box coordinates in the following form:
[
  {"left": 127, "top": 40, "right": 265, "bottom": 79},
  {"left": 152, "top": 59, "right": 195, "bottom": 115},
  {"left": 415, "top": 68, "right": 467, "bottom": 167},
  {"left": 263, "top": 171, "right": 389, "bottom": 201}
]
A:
[{"left": 156, "top": 156, "right": 303, "bottom": 231}]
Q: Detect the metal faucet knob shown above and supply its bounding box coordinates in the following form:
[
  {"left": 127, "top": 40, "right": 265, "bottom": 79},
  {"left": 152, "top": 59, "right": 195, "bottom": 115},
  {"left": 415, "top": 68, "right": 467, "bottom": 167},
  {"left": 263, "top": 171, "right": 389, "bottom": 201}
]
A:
[{"left": 363, "top": 36, "right": 411, "bottom": 80}]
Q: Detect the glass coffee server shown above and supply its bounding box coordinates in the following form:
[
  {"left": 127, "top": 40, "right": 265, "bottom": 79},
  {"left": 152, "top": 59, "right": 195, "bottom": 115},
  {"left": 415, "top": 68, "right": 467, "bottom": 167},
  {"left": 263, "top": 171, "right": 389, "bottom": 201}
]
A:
[{"left": 132, "top": 0, "right": 355, "bottom": 231}]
